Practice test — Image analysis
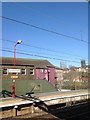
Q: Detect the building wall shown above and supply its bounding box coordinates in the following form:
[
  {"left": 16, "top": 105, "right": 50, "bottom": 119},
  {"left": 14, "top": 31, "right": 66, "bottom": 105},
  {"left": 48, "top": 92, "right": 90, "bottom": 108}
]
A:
[
  {"left": 49, "top": 67, "right": 55, "bottom": 86},
  {"left": 2, "top": 65, "right": 36, "bottom": 80},
  {"left": 36, "top": 67, "right": 55, "bottom": 86},
  {"left": 36, "top": 68, "right": 50, "bottom": 80}
]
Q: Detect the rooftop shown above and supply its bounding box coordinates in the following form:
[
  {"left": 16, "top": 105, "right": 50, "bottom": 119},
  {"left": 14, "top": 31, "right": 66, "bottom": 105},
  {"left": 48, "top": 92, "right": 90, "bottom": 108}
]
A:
[{"left": 1, "top": 57, "right": 54, "bottom": 68}]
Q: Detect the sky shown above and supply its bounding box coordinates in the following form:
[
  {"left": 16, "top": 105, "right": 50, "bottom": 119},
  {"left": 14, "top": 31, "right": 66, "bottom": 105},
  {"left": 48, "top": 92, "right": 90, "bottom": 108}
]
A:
[{"left": 1, "top": 1, "right": 88, "bottom": 68}]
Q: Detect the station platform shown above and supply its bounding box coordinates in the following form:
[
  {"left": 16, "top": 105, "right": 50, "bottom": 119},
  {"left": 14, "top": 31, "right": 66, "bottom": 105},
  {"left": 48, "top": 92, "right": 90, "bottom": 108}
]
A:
[
  {"left": 0, "top": 97, "right": 33, "bottom": 108},
  {"left": 0, "top": 89, "right": 89, "bottom": 108}
]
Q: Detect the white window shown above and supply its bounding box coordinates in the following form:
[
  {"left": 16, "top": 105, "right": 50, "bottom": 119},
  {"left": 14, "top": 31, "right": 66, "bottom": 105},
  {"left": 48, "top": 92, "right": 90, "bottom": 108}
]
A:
[
  {"left": 40, "top": 69, "right": 47, "bottom": 73},
  {"left": 30, "top": 68, "right": 34, "bottom": 75},
  {"left": 40, "top": 69, "right": 43, "bottom": 73},
  {"left": 3, "top": 68, "right": 8, "bottom": 75},
  {"left": 44, "top": 69, "right": 47, "bottom": 73},
  {"left": 21, "top": 68, "right": 26, "bottom": 75}
]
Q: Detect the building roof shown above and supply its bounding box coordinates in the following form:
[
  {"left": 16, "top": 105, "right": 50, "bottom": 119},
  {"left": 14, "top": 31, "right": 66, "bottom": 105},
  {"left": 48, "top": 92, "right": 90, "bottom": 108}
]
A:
[{"left": 1, "top": 57, "right": 54, "bottom": 68}]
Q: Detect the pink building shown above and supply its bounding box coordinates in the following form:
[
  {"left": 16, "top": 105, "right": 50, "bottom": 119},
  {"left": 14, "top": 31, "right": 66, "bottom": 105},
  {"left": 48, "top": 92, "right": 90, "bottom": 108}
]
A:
[{"left": 36, "top": 61, "right": 55, "bottom": 86}]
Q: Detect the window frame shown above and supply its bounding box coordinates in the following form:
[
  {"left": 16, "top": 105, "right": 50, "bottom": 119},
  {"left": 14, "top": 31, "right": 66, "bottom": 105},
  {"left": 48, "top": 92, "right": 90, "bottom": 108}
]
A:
[
  {"left": 21, "top": 68, "right": 26, "bottom": 75},
  {"left": 30, "top": 68, "right": 34, "bottom": 75},
  {"left": 3, "top": 68, "right": 8, "bottom": 75}
]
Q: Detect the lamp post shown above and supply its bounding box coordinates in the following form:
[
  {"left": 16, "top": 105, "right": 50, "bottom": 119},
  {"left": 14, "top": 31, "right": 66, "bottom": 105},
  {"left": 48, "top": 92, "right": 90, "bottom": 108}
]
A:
[{"left": 12, "top": 40, "right": 22, "bottom": 98}]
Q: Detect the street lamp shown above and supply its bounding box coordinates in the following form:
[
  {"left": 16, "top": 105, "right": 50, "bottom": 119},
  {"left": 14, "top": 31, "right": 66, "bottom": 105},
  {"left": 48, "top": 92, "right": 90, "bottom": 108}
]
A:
[
  {"left": 12, "top": 40, "right": 22, "bottom": 98},
  {"left": 14, "top": 40, "right": 22, "bottom": 68}
]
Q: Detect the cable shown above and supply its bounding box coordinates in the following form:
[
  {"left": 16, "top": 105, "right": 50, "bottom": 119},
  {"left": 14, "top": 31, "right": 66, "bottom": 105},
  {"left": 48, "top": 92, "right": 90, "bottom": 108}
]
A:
[
  {"left": 2, "top": 46, "right": 87, "bottom": 64},
  {"left": 2, "top": 46, "right": 86, "bottom": 61},
  {"left": 1, "top": 16, "right": 88, "bottom": 44},
  {"left": 1, "top": 48, "right": 81, "bottom": 63},
  {"left": 1, "top": 38, "right": 88, "bottom": 59}
]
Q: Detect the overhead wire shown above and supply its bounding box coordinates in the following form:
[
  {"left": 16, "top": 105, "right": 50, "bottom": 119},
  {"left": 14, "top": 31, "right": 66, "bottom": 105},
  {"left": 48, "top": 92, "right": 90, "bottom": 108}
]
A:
[
  {"left": 1, "top": 48, "right": 81, "bottom": 63},
  {"left": 3, "top": 3, "right": 86, "bottom": 37},
  {"left": 2, "top": 46, "right": 87, "bottom": 63},
  {"left": 1, "top": 4, "right": 88, "bottom": 66},
  {"left": 0, "top": 16, "right": 88, "bottom": 44},
  {"left": 0, "top": 38, "right": 88, "bottom": 60}
]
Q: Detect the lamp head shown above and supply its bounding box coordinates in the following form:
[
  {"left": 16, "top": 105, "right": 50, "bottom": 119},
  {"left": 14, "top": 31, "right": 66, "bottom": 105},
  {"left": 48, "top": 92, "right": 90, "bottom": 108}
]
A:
[{"left": 17, "top": 40, "right": 22, "bottom": 44}]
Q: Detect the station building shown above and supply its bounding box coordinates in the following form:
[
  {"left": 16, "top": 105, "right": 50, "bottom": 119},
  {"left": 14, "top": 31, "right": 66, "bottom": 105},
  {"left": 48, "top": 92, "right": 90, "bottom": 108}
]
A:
[{"left": 1, "top": 57, "right": 55, "bottom": 86}]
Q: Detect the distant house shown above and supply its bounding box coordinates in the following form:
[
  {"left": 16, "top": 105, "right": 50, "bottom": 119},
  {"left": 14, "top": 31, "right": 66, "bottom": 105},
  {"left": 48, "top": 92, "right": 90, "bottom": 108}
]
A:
[
  {"left": 1, "top": 57, "right": 55, "bottom": 86},
  {"left": 55, "top": 67, "right": 63, "bottom": 81},
  {"left": 55, "top": 66, "right": 64, "bottom": 90}
]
